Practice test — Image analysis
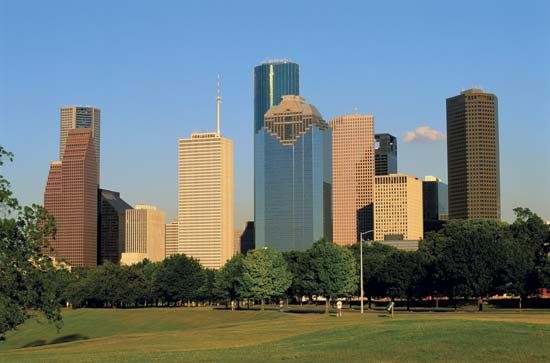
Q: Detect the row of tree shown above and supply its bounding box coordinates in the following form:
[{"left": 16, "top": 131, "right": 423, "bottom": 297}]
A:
[{"left": 56, "top": 208, "right": 550, "bottom": 313}]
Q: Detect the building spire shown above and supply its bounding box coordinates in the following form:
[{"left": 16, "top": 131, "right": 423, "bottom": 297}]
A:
[{"left": 216, "top": 73, "right": 221, "bottom": 136}]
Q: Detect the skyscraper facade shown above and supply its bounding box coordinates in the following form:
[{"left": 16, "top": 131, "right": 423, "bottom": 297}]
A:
[
  {"left": 97, "top": 189, "right": 132, "bottom": 264},
  {"left": 255, "top": 95, "right": 332, "bottom": 251},
  {"left": 446, "top": 89, "right": 500, "bottom": 220},
  {"left": 239, "top": 221, "right": 255, "bottom": 254},
  {"left": 422, "top": 176, "right": 448, "bottom": 232},
  {"left": 60, "top": 106, "right": 100, "bottom": 180},
  {"left": 329, "top": 114, "right": 375, "bottom": 245},
  {"left": 178, "top": 133, "right": 234, "bottom": 269},
  {"left": 44, "top": 128, "right": 98, "bottom": 267},
  {"left": 122, "top": 204, "right": 166, "bottom": 264},
  {"left": 165, "top": 220, "right": 179, "bottom": 257},
  {"left": 374, "top": 173, "right": 423, "bottom": 241},
  {"left": 375, "top": 133, "right": 397, "bottom": 175},
  {"left": 254, "top": 60, "right": 300, "bottom": 133}
]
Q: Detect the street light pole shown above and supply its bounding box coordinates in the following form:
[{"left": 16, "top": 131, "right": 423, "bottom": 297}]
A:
[{"left": 359, "top": 230, "right": 373, "bottom": 315}]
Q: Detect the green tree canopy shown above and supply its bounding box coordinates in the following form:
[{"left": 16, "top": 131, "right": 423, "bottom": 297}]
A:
[
  {"left": 0, "top": 146, "right": 62, "bottom": 339},
  {"left": 239, "top": 248, "right": 292, "bottom": 310},
  {"left": 155, "top": 254, "right": 205, "bottom": 305}
]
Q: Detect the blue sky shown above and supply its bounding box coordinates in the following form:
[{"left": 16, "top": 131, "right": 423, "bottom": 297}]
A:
[{"left": 1, "top": 0, "right": 549, "bottom": 228}]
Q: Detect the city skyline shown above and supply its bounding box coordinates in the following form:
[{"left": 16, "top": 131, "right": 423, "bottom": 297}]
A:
[{"left": 2, "top": 1, "right": 549, "bottom": 226}]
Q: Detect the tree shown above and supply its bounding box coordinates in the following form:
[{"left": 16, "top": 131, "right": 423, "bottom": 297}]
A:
[
  {"left": 155, "top": 254, "right": 205, "bottom": 306},
  {"left": 303, "top": 239, "right": 358, "bottom": 314},
  {"left": 198, "top": 268, "right": 217, "bottom": 305},
  {"left": 215, "top": 253, "right": 245, "bottom": 307},
  {"left": 350, "top": 242, "right": 395, "bottom": 309},
  {"left": 0, "top": 146, "right": 62, "bottom": 339},
  {"left": 420, "top": 219, "right": 511, "bottom": 308},
  {"left": 239, "top": 248, "right": 292, "bottom": 310},
  {"left": 282, "top": 250, "right": 310, "bottom": 304}
]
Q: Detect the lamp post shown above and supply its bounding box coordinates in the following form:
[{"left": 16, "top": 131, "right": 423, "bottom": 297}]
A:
[{"left": 359, "top": 230, "right": 374, "bottom": 314}]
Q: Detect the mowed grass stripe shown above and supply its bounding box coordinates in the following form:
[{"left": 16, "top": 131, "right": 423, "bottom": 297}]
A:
[{"left": 1, "top": 309, "right": 550, "bottom": 362}]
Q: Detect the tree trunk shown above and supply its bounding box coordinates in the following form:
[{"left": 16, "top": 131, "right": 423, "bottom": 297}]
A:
[
  {"left": 435, "top": 295, "right": 439, "bottom": 309},
  {"left": 325, "top": 297, "right": 330, "bottom": 314},
  {"left": 261, "top": 298, "right": 265, "bottom": 311},
  {"left": 519, "top": 295, "right": 522, "bottom": 313},
  {"left": 368, "top": 296, "right": 372, "bottom": 310},
  {"left": 478, "top": 297, "right": 483, "bottom": 311}
]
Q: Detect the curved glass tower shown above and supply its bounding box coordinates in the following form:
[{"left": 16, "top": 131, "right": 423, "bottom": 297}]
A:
[{"left": 254, "top": 94, "right": 332, "bottom": 251}]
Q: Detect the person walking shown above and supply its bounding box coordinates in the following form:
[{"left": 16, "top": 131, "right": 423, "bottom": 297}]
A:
[
  {"left": 336, "top": 300, "right": 343, "bottom": 317},
  {"left": 279, "top": 299, "right": 284, "bottom": 312}
]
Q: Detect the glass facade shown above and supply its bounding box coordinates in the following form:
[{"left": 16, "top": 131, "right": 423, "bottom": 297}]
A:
[
  {"left": 254, "top": 89, "right": 332, "bottom": 251},
  {"left": 254, "top": 61, "right": 300, "bottom": 133}
]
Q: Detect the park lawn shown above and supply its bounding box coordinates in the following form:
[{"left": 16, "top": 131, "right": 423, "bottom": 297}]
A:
[{"left": 1, "top": 307, "right": 550, "bottom": 362}]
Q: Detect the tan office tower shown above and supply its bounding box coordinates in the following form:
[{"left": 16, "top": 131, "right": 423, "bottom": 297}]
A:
[
  {"left": 165, "top": 220, "right": 179, "bottom": 257},
  {"left": 374, "top": 174, "right": 423, "bottom": 241},
  {"left": 122, "top": 205, "right": 166, "bottom": 264},
  {"left": 446, "top": 89, "right": 500, "bottom": 220},
  {"left": 60, "top": 106, "right": 100, "bottom": 181},
  {"left": 44, "top": 129, "right": 98, "bottom": 267},
  {"left": 178, "top": 133, "right": 234, "bottom": 269},
  {"left": 329, "top": 114, "right": 375, "bottom": 245}
]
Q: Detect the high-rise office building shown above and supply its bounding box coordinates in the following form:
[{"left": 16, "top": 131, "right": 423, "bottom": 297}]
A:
[
  {"left": 122, "top": 204, "right": 166, "bottom": 265},
  {"left": 165, "top": 220, "right": 179, "bottom": 257},
  {"left": 374, "top": 173, "right": 423, "bottom": 241},
  {"left": 375, "top": 133, "right": 397, "bottom": 175},
  {"left": 240, "top": 221, "right": 255, "bottom": 254},
  {"left": 255, "top": 95, "right": 332, "bottom": 251},
  {"left": 446, "top": 88, "right": 500, "bottom": 220},
  {"left": 178, "top": 133, "right": 234, "bottom": 269},
  {"left": 97, "top": 189, "right": 132, "bottom": 264},
  {"left": 422, "top": 176, "right": 448, "bottom": 232},
  {"left": 254, "top": 60, "right": 300, "bottom": 133},
  {"left": 330, "top": 114, "right": 375, "bottom": 245},
  {"left": 44, "top": 129, "right": 98, "bottom": 267},
  {"left": 60, "top": 106, "right": 100, "bottom": 180}
]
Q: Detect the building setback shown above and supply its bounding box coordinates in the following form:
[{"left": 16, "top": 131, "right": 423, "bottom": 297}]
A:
[
  {"left": 122, "top": 205, "right": 166, "bottom": 264},
  {"left": 255, "top": 95, "right": 332, "bottom": 251},
  {"left": 446, "top": 88, "right": 500, "bottom": 220},
  {"left": 165, "top": 220, "right": 178, "bottom": 258},
  {"left": 375, "top": 133, "right": 397, "bottom": 176},
  {"left": 330, "top": 114, "right": 375, "bottom": 245},
  {"left": 44, "top": 128, "right": 98, "bottom": 267},
  {"left": 374, "top": 173, "right": 423, "bottom": 241},
  {"left": 97, "top": 189, "right": 132, "bottom": 264},
  {"left": 178, "top": 133, "right": 234, "bottom": 269},
  {"left": 60, "top": 106, "right": 100, "bottom": 181}
]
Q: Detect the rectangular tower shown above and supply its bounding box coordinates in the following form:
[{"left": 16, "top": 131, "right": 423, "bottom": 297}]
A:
[
  {"left": 178, "top": 133, "right": 234, "bottom": 269},
  {"left": 97, "top": 189, "right": 132, "bottom": 264},
  {"left": 422, "top": 176, "right": 448, "bottom": 232},
  {"left": 122, "top": 205, "right": 166, "bottom": 264},
  {"left": 255, "top": 95, "right": 332, "bottom": 251},
  {"left": 446, "top": 89, "right": 500, "bottom": 219},
  {"left": 375, "top": 133, "right": 397, "bottom": 175},
  {"left": 330, "top": 114, "right": 375, "bottom": 245},
  {"left": 44, "top": 128, "right": 98, "bottom": 267},
  {"left": 374, "top": 174, "right": 423, "bottom": 241}
]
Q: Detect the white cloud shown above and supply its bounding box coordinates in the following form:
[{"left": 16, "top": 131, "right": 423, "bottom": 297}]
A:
[{"left": 404, "top": 126, "right": 445, "bottom": 143}]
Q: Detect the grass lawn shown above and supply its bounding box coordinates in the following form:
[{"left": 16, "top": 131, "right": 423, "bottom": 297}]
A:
[{"left": 1, "top": 307, "right": 550, "bottom": 362}]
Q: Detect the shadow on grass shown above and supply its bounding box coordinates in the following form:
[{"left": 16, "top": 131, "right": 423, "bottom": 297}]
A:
[{"left": 21, "top": 334, "right": 89, "bottom": 348}]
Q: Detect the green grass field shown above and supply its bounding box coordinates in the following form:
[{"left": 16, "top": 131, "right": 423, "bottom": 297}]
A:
[{"left": 1, "top": 307, "right": 550, "bottom": 362}]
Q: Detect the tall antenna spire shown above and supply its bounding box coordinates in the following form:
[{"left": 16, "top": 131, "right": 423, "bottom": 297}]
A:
[{"left": 216, "top": 73, "right": 221, "bottom": 136}]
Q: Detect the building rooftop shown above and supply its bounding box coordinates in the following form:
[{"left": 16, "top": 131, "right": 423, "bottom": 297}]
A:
[{"left": 264, "top": 95, "right": 323, "bottom": 119}]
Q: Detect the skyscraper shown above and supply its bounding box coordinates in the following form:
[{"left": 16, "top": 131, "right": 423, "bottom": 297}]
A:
[
  {"left": 375, "top": 133, "right": 397, "bottom": 175},
  {"left": 422, "top": 176, "right": 448, "bottom": 232},
  {"left": 239, "top": 221, "right": 255, "bottom": 254},
  {"left": 97, "top": 189, "right": 132, "bottom": 264},
  {"left": 446, "top": 88, "right": 500, "bottom": 220},
  {"left": 44, "top": 128, "right": 98, "bottom": 267},
  {"left": 255, "top": 95, "right": 332, "bottom": 251},
  {"left": 178, "top": 133, "right": 234, "bottom": 269},
  {"left": 60, "top": 106, "right": 100, "bottom": 180},
  {"left": 330, "top": 114, "right": 375, "bottom": 245},
  {"left": 122, "top": 205, "right": 166, "bottom": 265},
  {"left": 254, "top": 60, "right": 300, "bottom": 133},
  {"left": 374, "top": 173, "right": 423, "bottom": 241}
]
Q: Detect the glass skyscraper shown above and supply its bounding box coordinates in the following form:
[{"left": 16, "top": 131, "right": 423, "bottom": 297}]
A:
[
  {"left": 254, "top": 92, "right": 332, "bottom": 251},
  {"left": 254, "top": 61, "right": 300, "bottom": 133}
]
